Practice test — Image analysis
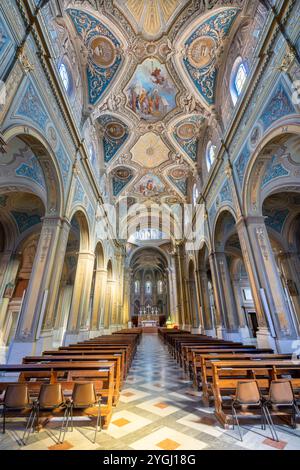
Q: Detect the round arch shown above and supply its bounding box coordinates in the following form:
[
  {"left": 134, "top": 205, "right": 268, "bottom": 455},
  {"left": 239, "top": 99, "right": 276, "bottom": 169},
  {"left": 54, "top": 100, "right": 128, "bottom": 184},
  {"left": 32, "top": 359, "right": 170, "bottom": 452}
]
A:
[{"left": 2, "top": 126, "right": 64, "bottom": 216}]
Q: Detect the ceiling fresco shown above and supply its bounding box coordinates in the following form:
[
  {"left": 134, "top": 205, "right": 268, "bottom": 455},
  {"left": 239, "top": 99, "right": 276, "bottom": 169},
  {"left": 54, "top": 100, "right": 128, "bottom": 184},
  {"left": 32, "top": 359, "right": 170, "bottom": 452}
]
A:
[
  {"left": 59, "top": 2, "right": 244, "bottom": 213},
  {"left": 67, "top": 8, "right": 123, "bottom": 105},
  {"left": 114, "top": 0, "right": 189, "bottom": 40},
  {"left": 182, "top": 8, "right": 240, "bottom": 105},
  {"left": 125, "top": 58, "right": 178, "bottom": 122},
  {"left": 130, "top": 132, "right": 170, "bottom": 168}
]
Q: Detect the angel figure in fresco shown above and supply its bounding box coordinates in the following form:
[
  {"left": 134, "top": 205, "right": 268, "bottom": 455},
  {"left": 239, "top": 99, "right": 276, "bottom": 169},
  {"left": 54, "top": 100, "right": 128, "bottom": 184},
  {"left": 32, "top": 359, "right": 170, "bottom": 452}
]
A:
[{"left": 151, "top": 67, "right": 165, "bottom": 86}]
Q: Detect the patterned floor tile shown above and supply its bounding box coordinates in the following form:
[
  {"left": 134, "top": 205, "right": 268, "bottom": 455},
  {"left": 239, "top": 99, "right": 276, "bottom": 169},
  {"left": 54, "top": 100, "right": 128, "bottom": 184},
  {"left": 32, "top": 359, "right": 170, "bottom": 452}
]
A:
[
  {"left": 136, "top": 397, "right": 180, "bottom": 417},
  {"left": 129, "top": 426, "right": 207, "bottom": 450},
  {"left": 102, "top": 411, "right": 152, "bottom": 438}
]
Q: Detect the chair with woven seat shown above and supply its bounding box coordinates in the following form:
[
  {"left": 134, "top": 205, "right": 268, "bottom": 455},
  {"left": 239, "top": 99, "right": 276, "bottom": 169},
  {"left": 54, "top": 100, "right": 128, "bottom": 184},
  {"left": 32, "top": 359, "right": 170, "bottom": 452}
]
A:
[
  {"left": 263, "top": 380, "right": 300, "bottom": 440},
  {"left": 67, "top": 382, "right": 102, "bottom": 443},
  {"left": 231, "top": 380, "right": 276, "bottom": 441},
  {"left": 0, "top": 384, "right": 35, "bottom": 444}
]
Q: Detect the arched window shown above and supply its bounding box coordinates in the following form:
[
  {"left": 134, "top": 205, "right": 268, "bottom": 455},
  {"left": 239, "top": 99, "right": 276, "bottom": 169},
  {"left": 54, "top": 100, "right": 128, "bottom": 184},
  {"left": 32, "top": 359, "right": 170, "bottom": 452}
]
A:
[
  {"left": 157, "top": 280, "right": 163, "bottom": 295},
  {"left": 59, "top": 63, "right": 70, "bottom": 92},
  {"left": 206, "top": 141, "right": 216, "bottom": 172},
  {"left": 192, "top": 184, "right": 199, "bottom": 206},
  {"left": 230, "top": 58, "right": 248, "bottom": 105},
  {"left": 134, "top": 280, "right": 140, "bottom": 294},
  {"left": 235, "top": 63, "right": 247, "bottom": 96},
  {"left": 145, "top": 281, "right": 152, "bottom": 294}
]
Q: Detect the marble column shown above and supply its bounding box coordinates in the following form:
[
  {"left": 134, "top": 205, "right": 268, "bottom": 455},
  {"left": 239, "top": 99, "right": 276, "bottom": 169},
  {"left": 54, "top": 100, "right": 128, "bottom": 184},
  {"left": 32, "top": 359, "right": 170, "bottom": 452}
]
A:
[
  {"left": 41, "top": 218, "right": 70, "bottom": 332},
  {"left": 103, "top": 279, "right": 113, "bottom": 332},
  {"left": 197, "top": 269, "right": 213, "bottom": 333},
  {"left": 208, "top": 253, "right": 225, "bottom": 338},
  {"left": 64, "top": 251, "right": 95, "bottom": 343},
  {"left": 90, "top": 268, "right": 107, "bottom": 333},
  {"left": 8, "top": 216, "right": 64, "bottom": 362},
  {"left": 214, "top": 252, "right": 240, "bottom": 340},
  {"left": 0, "top": 253, "right": 20, "bottom": 345},
  {"left": 246, "top": 216, "right": 297, "bottom": 351},
  {"left": 276, "top": 251, "right": 300, "bottom": 335}
]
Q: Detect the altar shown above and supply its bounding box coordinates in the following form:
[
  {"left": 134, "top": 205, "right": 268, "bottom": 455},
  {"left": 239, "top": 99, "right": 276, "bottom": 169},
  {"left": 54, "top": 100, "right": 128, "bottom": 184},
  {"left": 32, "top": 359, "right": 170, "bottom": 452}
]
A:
[{"left": 141, "top": 320, "right": 158, "bottom": 327}]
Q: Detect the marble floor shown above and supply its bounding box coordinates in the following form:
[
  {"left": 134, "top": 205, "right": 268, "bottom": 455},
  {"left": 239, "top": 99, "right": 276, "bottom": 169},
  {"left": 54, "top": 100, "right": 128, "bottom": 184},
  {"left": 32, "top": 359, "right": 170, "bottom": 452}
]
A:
[{"left": 1, "top": 334, "right": 300, "bottom": 451}]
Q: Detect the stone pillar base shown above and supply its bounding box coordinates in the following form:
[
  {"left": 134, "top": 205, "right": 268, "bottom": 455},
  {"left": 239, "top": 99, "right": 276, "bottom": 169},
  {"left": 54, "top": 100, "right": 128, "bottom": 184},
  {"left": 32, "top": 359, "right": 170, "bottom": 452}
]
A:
[
  {"left": 239, "top": 326, "right": 257, "bottom": 345},
  {"left": 89, "top": 328, "right": 104, "bottom": 339},
  {"left": 63, "top": 331, "right": 80, "bottom": 346},
  {"left": 256, "top": 327, "right": 277, "bottom": 352},
  {"left": 191, "top": 327, "right": 204, "bottom": 334},
  {"left": 182, "top": 324, "right": 192, "bottom": 332},
  {"left": 275, "top": 338, "right": 300, "bottom": 353},
  {"left": 223, "top": 330, "right": 242, "bottom": 342},
  {"left": 216, "top": 326, "right": 226, "bottom": 339},
  {"left": 7, "top": 333, "right": 54, "bottom": 364},
  {"left": 205, "top": 328, "right": 216, "bottom": 338}
]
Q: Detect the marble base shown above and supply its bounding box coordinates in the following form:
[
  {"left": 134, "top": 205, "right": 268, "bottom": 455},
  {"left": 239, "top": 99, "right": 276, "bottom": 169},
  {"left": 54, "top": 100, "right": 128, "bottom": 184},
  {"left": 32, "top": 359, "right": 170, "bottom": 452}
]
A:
[{"left": 256, "top": 327, "right": 277, "bottom": 352}]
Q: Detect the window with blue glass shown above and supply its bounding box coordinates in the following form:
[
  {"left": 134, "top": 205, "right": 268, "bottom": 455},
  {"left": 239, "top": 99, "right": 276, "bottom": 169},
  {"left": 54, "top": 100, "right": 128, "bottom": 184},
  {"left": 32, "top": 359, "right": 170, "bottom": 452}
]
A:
[
  {"left": 230, "top": 58, "right": 248, "bottom": 105},
  {"left": 206, "top": 142, "right": 216, "bottom": 172}
]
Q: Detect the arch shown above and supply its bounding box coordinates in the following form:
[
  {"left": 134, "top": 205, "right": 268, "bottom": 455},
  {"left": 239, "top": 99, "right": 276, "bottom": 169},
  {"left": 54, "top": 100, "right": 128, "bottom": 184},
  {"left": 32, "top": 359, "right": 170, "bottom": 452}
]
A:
[
  {"left": 69, "top": 209, "right": 90, "bottom": 252},
  {"left": 107, "top": 259, "right": 113, "bottom": 281},
  {"left": 243, "top": 124, "right": 300, "bottom": 217},
  {"left": 212, "top": 207, "right": 237, "bottom": 252},
  {"left": 94, "top": 241, "right": 105, "bottom": 270},
  {"left": 2, "top": 126, "right": 64, "bottom": 216}
]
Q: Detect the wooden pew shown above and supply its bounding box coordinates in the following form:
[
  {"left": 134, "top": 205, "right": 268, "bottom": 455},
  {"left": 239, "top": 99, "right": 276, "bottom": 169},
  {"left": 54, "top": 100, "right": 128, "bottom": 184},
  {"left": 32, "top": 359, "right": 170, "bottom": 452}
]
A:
[
  {"left": 23, "top": 354, "right": 122, "bottom": 405},
  {"left": 181, "top": 343, "right": 258, "bottom": 372},
  {"left": 0, "top": 362, "right": 115, "bottom": 428},
  {"left": 211, "top": 359, "right": 300, "bottom": 427},
  {"left": 196, "top": 353, "right": 292, "bottom": 405}
]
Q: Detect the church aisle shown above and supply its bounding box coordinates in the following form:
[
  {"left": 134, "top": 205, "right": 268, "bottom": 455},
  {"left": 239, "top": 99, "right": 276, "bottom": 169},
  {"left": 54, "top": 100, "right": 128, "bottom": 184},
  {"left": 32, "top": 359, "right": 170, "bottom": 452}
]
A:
[{"left": 1, "top": 334, "right": 300, "bottom": 450}]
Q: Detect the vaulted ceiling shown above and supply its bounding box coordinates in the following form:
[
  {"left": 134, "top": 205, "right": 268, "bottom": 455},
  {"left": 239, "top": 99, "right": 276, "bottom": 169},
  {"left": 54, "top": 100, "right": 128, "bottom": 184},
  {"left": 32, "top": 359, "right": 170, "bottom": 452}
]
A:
[{"left": 55, "top": 1, "right": 252, "bottom": 239}]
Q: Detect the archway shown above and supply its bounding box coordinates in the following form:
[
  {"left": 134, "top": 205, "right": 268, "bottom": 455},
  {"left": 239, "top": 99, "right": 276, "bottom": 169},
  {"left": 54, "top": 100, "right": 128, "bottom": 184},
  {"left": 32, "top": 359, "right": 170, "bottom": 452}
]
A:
[
  {"left": 129, "top": 247, "right": 169, "bottom": 327},
  {"left": 243, "top": 131, "right": 300, "bottom": 348},
  {"left": 213, "top": 209, "right": 255, "bottom": 341},
  {"left": 0, "top": 191, "right": 45, "bottom": 351},
  {"left": 89, "top": 242, "right": 106, "bottom": 335},
  {"left": 198, "top": 243, "right": 216, "bottom": 335}
]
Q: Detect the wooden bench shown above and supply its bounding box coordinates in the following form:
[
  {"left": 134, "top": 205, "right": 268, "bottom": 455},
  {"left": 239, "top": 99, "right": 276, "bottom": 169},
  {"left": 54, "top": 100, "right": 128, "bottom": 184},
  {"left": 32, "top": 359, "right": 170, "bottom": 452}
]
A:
[
  {"left": 23, "top": 354, "right": 122, "bottom": 405},
  {"left": 211, "top": 359, "right": 300, "bottom": 427},
  {"left": 195, "top": 353, "right": 292, "bottom": 405},
  {"left": 0, "top": 362, "right": 115, "bottom": 428},
  {"left": 181, "top": 343, "right": 258, "bottom": 372}
]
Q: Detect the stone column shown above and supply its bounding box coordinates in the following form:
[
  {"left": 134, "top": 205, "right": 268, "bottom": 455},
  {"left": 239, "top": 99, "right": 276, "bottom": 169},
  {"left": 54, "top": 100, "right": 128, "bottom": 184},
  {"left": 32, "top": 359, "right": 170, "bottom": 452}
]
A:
[
  {"left": 208, "top": 253, "right": 225, "bottom": 338},
  {"left": 90, "top": 268, "right": 107, "bottom": 334},
  {"left": 246, "top": 216, "right": 297, "bottom": 351},
  {"left": 42, "top": 218, "right": 70, "bottom": 332},
  {"left": 194, "top": 269, "right": 205, "bottom": 333},
  {"left": 64, "top": 251, "right": 95, "bottom": 344},
  {"left": 197, "top": 269, "right": 213, "bottom": 333},
  {"left": 103, "top": 279, "right": 113, "bottom": 332},
  {"left": 214, "top": 252, "right": 240, "bottom": 341},
  {"left": 0, "top": 253, "right": 20, "bottom": 345},
  {"left": 122, "top": 269, "right": 131, "bottom": 326},
  {"left": 8, "top": 216, "right": 64, "bottom": 362},
  {"left": 275, "top": 252, "right": 300, "bottom": 335}
]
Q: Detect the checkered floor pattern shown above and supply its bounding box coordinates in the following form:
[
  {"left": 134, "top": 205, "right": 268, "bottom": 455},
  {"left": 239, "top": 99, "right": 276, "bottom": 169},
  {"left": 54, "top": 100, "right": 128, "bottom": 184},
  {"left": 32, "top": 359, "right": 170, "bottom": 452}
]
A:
[{"left": 1, "top": 334, "right": 300, "bottom": 450}]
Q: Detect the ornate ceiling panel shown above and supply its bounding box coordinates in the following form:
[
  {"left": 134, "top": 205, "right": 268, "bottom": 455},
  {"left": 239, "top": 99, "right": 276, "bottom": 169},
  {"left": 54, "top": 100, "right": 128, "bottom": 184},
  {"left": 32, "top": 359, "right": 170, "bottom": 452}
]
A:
[
  {"left": 172, "top": 116, "right": 204, "bottom": 161},
  {"left": 130, "top": 132, "right": 170, "bottom": 168},
  {"left": 67, "top": 8, "right": 123, "bottom": 105},
  {"left": 111, "top": 166, "right": 134, "bottom": 196},
  {"left": 98, "top": 115, "right": 129, "bottom": 163},
  {"left": 114, "top": 0, "right": 189, "bottom": 39},
  {"left": 182, "top": 8, "right": 240, "bottom": 105},
  {"left": 125, "top": 58, "right": 178, "bottom": 122}
]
